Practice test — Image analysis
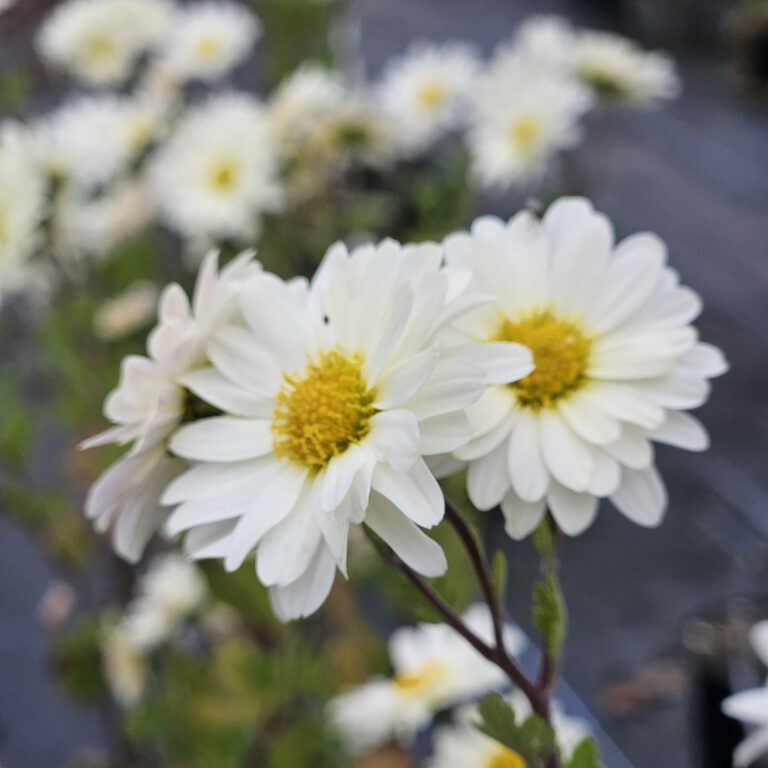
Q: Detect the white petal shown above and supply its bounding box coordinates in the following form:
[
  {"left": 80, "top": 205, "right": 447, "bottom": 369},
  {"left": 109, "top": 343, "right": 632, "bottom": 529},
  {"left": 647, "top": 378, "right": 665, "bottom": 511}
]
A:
[
  {"left": 162, "top": 459, "right": 264, "bottom": 504},
  {"left": 406, "top": 358, "right": 485, "bottom": 420},
  {"left": 508, "top": 409, "right": 549, "bottom": 502},
  {"left": 558, "top": 393, "right": 621, "bottom": 446},
  {"left": 366, "top": 495, "right": 447, "bottom": 577},
  {"left": 363, "top": 287, "right": 414, "bottom": 383},
  {"left": 589, "top": 332, "right": 677, "bottom": 380},
  {"left": 366, "top": 410, "right": 419, "bottom": 472},
  {"left": 315, "top": 490, "right": 353, "bottom": 575},
  {"left": 269, "top": 545, "right": 337, "bottom": 621},
  {"left": 225, "top": 463, "right": 308, "bottom": 572},
  {"left": 467, "top": 441, "right": 510, "bottom": 511},
  {"left": 207, "top": 325, "right": 282, "bottom": 395},
  {"left": 679, "top": 342, "right": 728, "bottom": 378},
  {"left": 538, "top": 410, "right": 593, "bottom": 492},
  {"left": 170, "top": 417, "right": 273, "bottom": 462},
  {"left": 588, "top": 451, "right": 621, "bottom": 496},
  {"left": 372, "top": 458, "right": 444, "bottom": 528},
  {"left": 321, "top": 444, "right": 370, "bottom": 512},
  {"left": 580, "top": 382, "right": 665, "bottom": 430},
  {"left": 735, "top": 728, "right": 768, "bottom": 768},
  {"left": 724, "top": 688, "right": 768, "bottom": 726},
  {"left": 650, "top": 411, "right": 709, "bottom": 451},
  {"left": 500, "top": 493, "right": 546, "bottom": 540},
  {"left": 373, "top": 346, "right": 439, "bottom": 409},
  {"left": 547, "top": 484, "right": 598, "bottom": 536},
  {"left": 178, "top": 368, "right": 272, "bottom": 418},
  {"left": 603, "top": 427, "right": 654, "bottom": 469},
  {"left": 610, "top": 466, "right": 667, "bottom": 527},
  {"left": 417, "top": 412, "right": 472, "bottom": 455},
  {"left": 454, "top": 342, "right": 534, "bottom": 385},
  {"left": 184, "top": 520, "right": 235, "bottom": 560}
]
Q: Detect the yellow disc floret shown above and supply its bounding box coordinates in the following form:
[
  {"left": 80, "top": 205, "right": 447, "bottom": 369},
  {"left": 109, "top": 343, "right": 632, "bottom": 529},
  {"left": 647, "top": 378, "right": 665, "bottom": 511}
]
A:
[
  {"left": 417, "top": 81, "right": 448, "bottom": 111},
  {"left": 496, "top": 309, "right": 592, "bottom": 410},
  {"left": 207, "top": 157, "right": 240, "bottom": 193},
  {"left": 508, "top": 114, "right": 543, "bottom": 155},
  {"left": 272, "top": 351, "right": 376, "bottom": 472},
  {"left": 393, "top": 663, "right": 446, "bottom": 698},
  {"left": 487, "top": 745, "right": 527, "bottom": 768}
]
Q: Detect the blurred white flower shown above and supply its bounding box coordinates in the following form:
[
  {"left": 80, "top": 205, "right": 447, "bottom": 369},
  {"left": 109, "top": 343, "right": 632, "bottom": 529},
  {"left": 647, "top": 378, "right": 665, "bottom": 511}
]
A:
[
  {"left": 103, "top": 623, "right": 148, "bottom": 707},
  {"left": 443, "top": 198, "right": 727, "bottom": 538},
  {"left": 149, "top": 93, "right": 283, "bottom": 245},
  {"left": 329, "top": 604, "right": 526, "bottom": 754},
  {"left": 160, "top": 1, "right": 261, "bottom": 82},
  {"left": 38, "top": 95, "right": 161, "bottom": 191},
  {"left": 723, "top": 621, "right": 768, "bottom": 767},
  {"left": 377, "top": 41, "right": 480, "bottom": 155},
  {"left": 0, "top": 121, "right": 47, "bottom": 300},
  {"left": 426, "top": 690, "right": 590, "bottom": 767},
  {"left": 511, "top": 14, "right": 577, "bottom": 73},
  {"left": 467, "top": 55, "right": 592, "bottom": 190},
  {"left": 82, "top": 250, "right": 261, "bottom": 561},
  {"left": 37, "top": 0, "right": 173, "bottom": 87},
  {"left": 572, "top": 31, "right": 680, "bottom": 106},
  {"left": 163, "top": 239, "right": 501, "bottom": 621},
  {"left": 122, "top": 553, "right": 207, "bottom": 649},
  {"left": 94, "top": 281, "right": 159, "bottom": 341}
]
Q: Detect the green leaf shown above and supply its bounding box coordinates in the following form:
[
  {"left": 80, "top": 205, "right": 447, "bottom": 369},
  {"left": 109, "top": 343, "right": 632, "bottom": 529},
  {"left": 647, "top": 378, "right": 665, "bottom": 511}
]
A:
[
  {"left": 475, "top": 694, "right": 556, "bottom": 765},
  {"left": 532, "top": 518, "right": 555, "bottom": 558},
  {"left": 52, "top": 618, "right": 106, "bottom": 703},
  {"left": 567, "top": 737, "right": 605, "bottom": 768},
  {"left": 532, "top": 573, "right": 565, "bottom": 657}
]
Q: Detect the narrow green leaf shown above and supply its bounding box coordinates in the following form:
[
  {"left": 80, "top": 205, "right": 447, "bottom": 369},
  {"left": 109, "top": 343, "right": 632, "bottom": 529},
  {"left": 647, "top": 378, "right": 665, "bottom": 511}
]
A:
[
  {"left": 491, "top": 550, "right": 508, "bottom": 610},
  {"left": 567, "top": 736, "right": 605, "bottom": 768},
  {"left": 532, "top": 574, "right": 565, "bottom": 657}
]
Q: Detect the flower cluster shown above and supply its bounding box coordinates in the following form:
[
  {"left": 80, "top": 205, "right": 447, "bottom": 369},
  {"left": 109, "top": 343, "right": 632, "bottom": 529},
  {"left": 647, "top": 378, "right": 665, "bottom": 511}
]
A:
[
  {"left": 0, "top": 2, "right": 680, "bottom": 307},
  {"left": 83, "top": 196, "right": 725, "bottom": 623}
]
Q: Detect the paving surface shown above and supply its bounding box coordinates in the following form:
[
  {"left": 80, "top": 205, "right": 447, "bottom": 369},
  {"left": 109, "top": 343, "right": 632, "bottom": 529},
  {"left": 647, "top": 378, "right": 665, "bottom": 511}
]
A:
[{"left": 1, "top": 0, "right": 768, "bottom": 766}]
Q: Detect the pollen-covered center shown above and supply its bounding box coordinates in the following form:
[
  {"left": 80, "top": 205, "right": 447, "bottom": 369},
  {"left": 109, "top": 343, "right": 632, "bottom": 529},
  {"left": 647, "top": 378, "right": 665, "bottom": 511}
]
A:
[
  {"left": 416, "top": 81, "right": 448, "bottom": 111},
  {"left": 487, "top": 745, "right": 527, "bottom": 768},
  {"left": 207, "top": 157, "right": 240, "bottom": 193},
  {"left": 496, "top": 309, "right": 592, "bottom": 410},
  {"left": 508, "top": 114, "right": 543, "bottom": 154},
  {"left": 271, "top": 351, "right": 376, "bottom": 473},
  {"left": 193, "top": 35, "right": 224, "bottom": 62},
  {"left": 393, "top": 663, "right": 446, "bottom": 697}
]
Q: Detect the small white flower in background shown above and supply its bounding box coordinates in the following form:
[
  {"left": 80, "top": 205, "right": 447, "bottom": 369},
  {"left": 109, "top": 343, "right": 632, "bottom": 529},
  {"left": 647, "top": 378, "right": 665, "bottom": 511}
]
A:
[
  {"left": 37, "top": 0, "right": 173, "bottom": 87},
  {"left": 163, "top": 239, "right": 523, "bottom": 621},
  {"left": 467, "top": 56, "right": 592, "bottom": 191},
  {"left": 121, "top": 553, "right": 207, "bottom": 650},
  {"left": 511, "top": 14, "right": 578, "bottom": 73},
  {"left": 572, "top": 31, "right": 680, "bottom": 107},
  {"left": 426, "top": 690, "right": 590, "bottom": 768},
  {"left": 160, "top": 1, "right": 261, "bottom": 83},
  {"left": 0, "top": 121, "right": 47, "bottom": 300},
  {"left": 82, "top": 250, "right": 261, "bottom": 561},
  {"left": 37, "top": 95, "right": 162, "bottom": 192},
  {"left": 149, "top": 93, "right": 283, "bottom": 246},
  {"left": 443, "top": 197, "right": 727, "bottom": 538},
  {"left": 329, "top": 604, "right": 526, "bottom": 754},
  {"left": 377, "top": 41, "right": 481, "bottom": 155},
  {"left": 102, "top": 623, "right": 148, "bottom": 707},
  {"left": 723, "top": 621, "right": 768, "bottom": 767},
  {"left": 94, "top": 281, "right": 160, "bottom": 341}
]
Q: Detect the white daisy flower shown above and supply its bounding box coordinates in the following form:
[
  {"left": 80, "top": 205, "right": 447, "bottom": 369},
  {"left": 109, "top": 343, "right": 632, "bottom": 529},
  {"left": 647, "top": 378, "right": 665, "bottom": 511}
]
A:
[
  {"left": 121, "top": 553, "right": 207, "bottom": 650},
  {"left": 572, "top": 31, "right": 680, "bottom": 107},
  {"left": 443, "top": 197, "right": 727, "bottom": 538},
  {"left": 377, "top": 41, "right": 481, "bottom": 155},
  {"left": 0, "top": 121, "right": 47, "bottom": 299},
  {"left": 37, "top": 0, "right": 173, "bottom": 87},
  {"left": 160, "top": 1, "right": 261, "bottom": 83},
  {"left": 511, "top": 14, "right": 578, "bottom": 73},
  {"left": 723, "top": 621, "right": 768, "bottom": 767},
  {"left": 102, "top": 622, "right": 147, "bottom": 707},
  {"left": 38, "top": 94, "right": 162, "bottom": 191},
  {"left": 82, "top": 250, "right": 261, "bottom": 561},
  {"left": 467, "top": 56, "right": 592, "bottom": 190},
  {"left": 163, "top": 239, "right": 526, "bottom": 620},
  {"left": 329, "top": 604, "right": 527, "bottom": 754},
  {"left": 427, "top": 690, "right": 589, "bottom": 768},
  {"left": 149, "top": 93, "right": 283, "bottom": 245},
  {"left": 94, "top": 281, "right": 159, "bottom": 341}
]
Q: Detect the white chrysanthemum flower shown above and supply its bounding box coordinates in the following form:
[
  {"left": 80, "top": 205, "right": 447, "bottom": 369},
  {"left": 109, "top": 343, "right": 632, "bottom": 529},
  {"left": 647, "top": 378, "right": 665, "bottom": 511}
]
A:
[
  {"left": 82, "top": 250, "right": 261, "bottom": 561},
  {"left": 427, "top": 690, "right": 589, "bottom": 768},
  {"left": 443, "top": 197, "right": 727, "bottom": 538},
  {"left": 37, "top": 0, "right": 173, "bottom": 87},
  {"left": 377, "top": 41, "right": 481, "bottom": 155},
  {"left": 160, "top": 1, "right": 261, "bottom": 82},
  {"left": 0, "top": 121, "right": 47, "bottom": 298},
  {"left": 102, "top": 623, "right": 147, "bottom": 707},
  {"left": 511, "top": 14, "right": 578, "bottom": 73},
  {"left": 38, "top": 95, "right": 161, "bottom": 191},
  {"left": 571, "top": 31, "right": 680, "bottom": 107},
  {"left": 121, "top": 553, "right": 207, "bottom": 649},
  {"left": 329, "top": 604, "right": 526, "bottom": 754},
  {"left": 149, "top": 93, "right": 283, "bottom": 245},
  {"left": 163, "top": 240, "right": 528, "bottom": 620},
  {"left": 94, "top": 281, "right": 159, "bottom": 341},
  {"left": 467, "top": 56, "right": 592, "bottom": 190},
  {"left": 723, "top": 621, "right": 768, "bottom": 767}
]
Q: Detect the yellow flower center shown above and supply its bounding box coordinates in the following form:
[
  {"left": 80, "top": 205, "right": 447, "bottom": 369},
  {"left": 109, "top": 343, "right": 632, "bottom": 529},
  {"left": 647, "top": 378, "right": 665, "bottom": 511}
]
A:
[
  {"left": 82, "top": 33, "right": 117, "bottom": 66},
  {"left": 487, "top": 745, "right": 527, "bottom": 768},
  {"left": 271, "top": 351, "right": 376, "bottom": 472},
  {"left": 416, "top": 81, "right": 448, "bottom": 111},
  {"left": 193, "top": 35, "right": 224, "bottom": 62},
  {"left": 496, "top": 310, "right": 592, "bottom": 410},
  {"left": 393, "top": 662, "right": 446, "bottom": 697},
  {"left": 508, "top": 115, "right": 543, "bottom": 154},
  {"left": 207, "top": 157, "right": 240, "bottom": 193}
]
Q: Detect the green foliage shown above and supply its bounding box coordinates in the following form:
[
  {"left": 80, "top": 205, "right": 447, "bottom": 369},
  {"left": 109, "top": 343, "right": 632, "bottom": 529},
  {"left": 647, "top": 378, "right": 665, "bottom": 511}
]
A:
[
  {"left": 532, "top": 574, "right": 565, "bottom": 658},
  {"left": 0, "top": 68, "right": 32, "bottom": 115},
  {"left": 52, "top": 618, "right": 107, "bottom": 703},
  {"left": 0, "top": 375, "right": 31, "bottom": 467},
  {"left": 491, "top": 549, "right": 508, "bottom": 610},
  {"left": 567, "top": 737, "right": 605, "bottom": 768},
  {"left": 476, "top": 694, "right": 556, "bottom": 767}
]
